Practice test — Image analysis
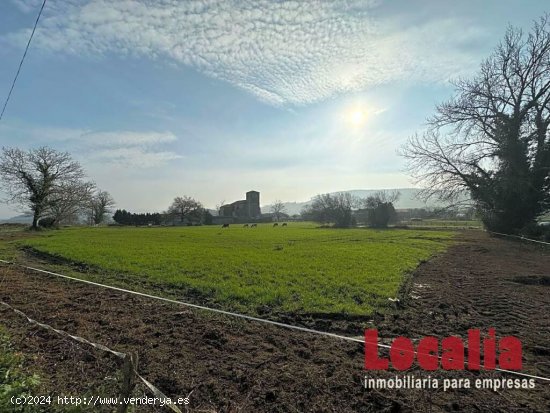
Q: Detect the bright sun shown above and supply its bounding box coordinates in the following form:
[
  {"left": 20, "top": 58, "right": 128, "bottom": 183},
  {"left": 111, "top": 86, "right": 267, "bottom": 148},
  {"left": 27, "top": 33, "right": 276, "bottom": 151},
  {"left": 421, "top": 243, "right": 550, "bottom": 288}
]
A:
[
  {"left": 347, "top": 108, "right": 367, "bottom": 127},
  {"left": 350, "top": 110, "right": 365, "bottom": 125}
]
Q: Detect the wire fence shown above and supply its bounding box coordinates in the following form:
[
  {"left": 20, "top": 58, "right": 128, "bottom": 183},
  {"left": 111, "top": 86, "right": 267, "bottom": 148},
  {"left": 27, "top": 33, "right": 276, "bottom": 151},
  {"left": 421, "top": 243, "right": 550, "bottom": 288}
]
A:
[
  {"left": 398, "top": 219, "right": 483, "bottom": 229},
  {"left": 486, "top": 230, "right": 550, "bottom": 246},
  {"left": 0, "top": 298, "right": 183, "bottom": 413},
  {"left": 0, "top": 258, "right": 548, "bottom": 384}
]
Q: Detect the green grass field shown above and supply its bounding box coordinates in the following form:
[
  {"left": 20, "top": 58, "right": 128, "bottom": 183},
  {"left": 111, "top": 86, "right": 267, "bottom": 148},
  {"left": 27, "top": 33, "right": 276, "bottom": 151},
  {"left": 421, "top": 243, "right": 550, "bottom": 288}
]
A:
[{"left": 16, "top": 223, "right": 453, "bottom": 316}]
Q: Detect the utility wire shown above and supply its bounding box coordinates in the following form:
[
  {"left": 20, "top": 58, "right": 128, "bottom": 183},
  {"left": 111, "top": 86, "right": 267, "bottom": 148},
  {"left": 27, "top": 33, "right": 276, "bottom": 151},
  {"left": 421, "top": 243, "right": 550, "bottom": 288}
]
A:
[{"left": 0, "top": 0, "right": 47, "bottom": 122}]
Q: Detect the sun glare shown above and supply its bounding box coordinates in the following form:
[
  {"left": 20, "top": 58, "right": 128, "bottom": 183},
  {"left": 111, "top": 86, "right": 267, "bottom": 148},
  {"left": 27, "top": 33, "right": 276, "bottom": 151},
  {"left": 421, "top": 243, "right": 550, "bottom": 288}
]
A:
[
  {"left": 346, "top": 108, "right": 367, "bottom": 127},
  {"left": 350, "top": 110, "right": 365, "bottom": 125}
]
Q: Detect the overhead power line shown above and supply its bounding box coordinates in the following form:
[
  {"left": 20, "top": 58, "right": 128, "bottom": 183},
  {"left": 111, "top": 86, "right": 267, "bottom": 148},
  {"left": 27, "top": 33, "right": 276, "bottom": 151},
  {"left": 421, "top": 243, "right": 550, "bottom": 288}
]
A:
[{"left": 0, "top": 0, "right": 47, "bottom": 122}]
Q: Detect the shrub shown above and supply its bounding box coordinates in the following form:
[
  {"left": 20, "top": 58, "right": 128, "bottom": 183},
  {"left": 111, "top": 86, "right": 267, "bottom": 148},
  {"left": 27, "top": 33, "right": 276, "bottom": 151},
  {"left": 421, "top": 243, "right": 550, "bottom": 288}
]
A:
[{"left": 367, "top": 203, "right": 397, "bottom": 228}]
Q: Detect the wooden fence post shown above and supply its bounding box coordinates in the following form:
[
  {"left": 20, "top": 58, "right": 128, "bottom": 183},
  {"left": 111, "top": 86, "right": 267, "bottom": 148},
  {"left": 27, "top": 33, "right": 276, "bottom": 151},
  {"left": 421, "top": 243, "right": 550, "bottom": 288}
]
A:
[{"left": 117, "top": 352, "right": 138, "bottom": 413}]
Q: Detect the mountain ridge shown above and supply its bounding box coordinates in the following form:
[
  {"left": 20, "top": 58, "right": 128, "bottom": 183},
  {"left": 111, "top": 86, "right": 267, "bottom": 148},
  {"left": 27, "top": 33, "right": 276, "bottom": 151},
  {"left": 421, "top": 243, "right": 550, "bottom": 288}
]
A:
[{"left": 261, "top": 188, "right": 450, "bottom": 216}]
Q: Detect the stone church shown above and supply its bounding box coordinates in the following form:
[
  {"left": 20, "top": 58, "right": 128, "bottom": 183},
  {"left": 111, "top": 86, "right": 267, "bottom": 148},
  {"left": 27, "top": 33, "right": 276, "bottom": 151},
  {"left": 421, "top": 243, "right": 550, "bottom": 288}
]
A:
[{"left": 219, "top": 191, "right": 261, "bottom": 219}]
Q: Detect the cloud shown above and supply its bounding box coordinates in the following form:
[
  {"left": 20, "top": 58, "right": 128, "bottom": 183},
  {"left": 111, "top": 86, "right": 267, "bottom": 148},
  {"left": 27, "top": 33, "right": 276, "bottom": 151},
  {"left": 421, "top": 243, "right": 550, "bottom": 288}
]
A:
[
  {"left": 0, "top": 123, "right": 182, "bottom": 168},
  {"left": 3, "top": 0, "right": 488, "bottom": 106},
  {"left": 91, "top": 146, "right": 182, "bottom": 168},
  {"left": 79, "top": 130, "right": 182, "bottom": 167},
  {"left": 80, "top": 130, "right": 177, "bottom": 147},
  {"left": 8, "top": 0, "right": 44, "bottom": 14}
]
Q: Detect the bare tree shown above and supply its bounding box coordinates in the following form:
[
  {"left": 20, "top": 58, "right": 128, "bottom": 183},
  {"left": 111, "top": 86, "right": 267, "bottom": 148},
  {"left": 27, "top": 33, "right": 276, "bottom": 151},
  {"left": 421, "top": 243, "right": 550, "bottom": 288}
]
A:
[
  {"left": 402, "top": 16, "right": 550, "bottom": 232},
  {"left": 215, "top": 199, "right": 226, "bottom": 216},
  {"left": 45, "top": 180, "right": 95, "bottom": 226},
  {"left": 302, "top": 192, "right": 358, "bottom": 227},
  {"left": 89, "top": 190, "right": 116, "bottom": 225},
  {"left": 168, "top": 196, "right": 203, "bottom": 224},
  {"left": 0, "top": 147, "right": 85, "bottom": 229},
  {"left": 270, "top": 200, "right": 286, "bottom": 222},
  {"left": 362, "top": 190, "right": 401, "bottom": 209}
]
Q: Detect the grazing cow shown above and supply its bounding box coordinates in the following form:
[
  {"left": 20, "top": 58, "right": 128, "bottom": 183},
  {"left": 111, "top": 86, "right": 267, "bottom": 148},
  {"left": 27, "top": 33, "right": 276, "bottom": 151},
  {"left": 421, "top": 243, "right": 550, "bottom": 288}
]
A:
[
  {"left": 282, "top": 223, "right": 287, "bottom": 227},
  {"left": 222, "top": 223, "right": 229, "bottom": 228},
  {"left": 243, "top": 223, "right": 249, "bottom": 227},
  {"left": 250, "top": 223, "right": 257, "bottom": 228},
  {"left": 273, "top": 223, "right": 279, "bottom": 227}
]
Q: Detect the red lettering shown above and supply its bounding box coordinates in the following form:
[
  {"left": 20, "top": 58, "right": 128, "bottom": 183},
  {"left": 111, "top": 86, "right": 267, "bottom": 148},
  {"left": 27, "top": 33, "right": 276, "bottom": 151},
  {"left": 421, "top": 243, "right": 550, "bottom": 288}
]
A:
[
  {"left": 362, "top": 329, "right": 523, "bottom": 372},
  {"left": 364, "top": 329, "right": 389, "bottom": 370},
  {"left": 499, "top": 336, "right": 522, "bottom": 370},
  {"left": 390, "top": 337, "right": 415, "bottom": 370},
  {"left": 417, "top": 336, "right": 438, "bottom": 370},
  {"left": 484, "top": 328, "right": 496, "bottom": 369},
  {"left": 468, "top": 329, "right": 481, "bottom": 370},
  {"left": 441, "top": 337, "right": 464, "bottom": 370}
]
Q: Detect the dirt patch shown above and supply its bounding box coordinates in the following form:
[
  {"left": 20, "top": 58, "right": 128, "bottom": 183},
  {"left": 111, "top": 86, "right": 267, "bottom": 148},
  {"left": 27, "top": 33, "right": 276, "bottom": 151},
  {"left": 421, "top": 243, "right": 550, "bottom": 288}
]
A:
[
  {"left": 0, "top": 230, "right": 549, "bottom": 412},
  {"left": 511, "top": 275, "right": 550, "bottom": 286}
]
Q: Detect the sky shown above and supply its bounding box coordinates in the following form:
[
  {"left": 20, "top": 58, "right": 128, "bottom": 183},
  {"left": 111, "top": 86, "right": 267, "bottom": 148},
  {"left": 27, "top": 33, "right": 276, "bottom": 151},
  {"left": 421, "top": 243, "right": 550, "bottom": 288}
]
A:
[{"left": 0, "top": 0, "right": 548, "bottom": 218}]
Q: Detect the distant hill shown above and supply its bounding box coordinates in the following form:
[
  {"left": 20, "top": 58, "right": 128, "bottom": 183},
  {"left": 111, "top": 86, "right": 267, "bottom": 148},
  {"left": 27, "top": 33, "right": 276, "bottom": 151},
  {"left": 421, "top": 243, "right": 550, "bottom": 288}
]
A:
[
  {"left": 262, "top": 188, "right": 453, "bottom": 216},
  {"left": 0, "top": 214, "right": 33, "bottom": 224}
]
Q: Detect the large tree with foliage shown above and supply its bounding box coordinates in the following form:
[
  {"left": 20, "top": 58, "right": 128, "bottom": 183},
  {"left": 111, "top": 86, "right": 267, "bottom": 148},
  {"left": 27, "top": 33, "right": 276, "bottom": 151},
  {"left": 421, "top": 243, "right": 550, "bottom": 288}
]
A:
[
  {"left": 403, "top": 16, "right": 550, "bottom": 233},
  {"left": 0, "top": 147, "right": 86, "bottom": 229},
  {"left": 362, "top": 190, "right": 400, "bottom": 228}
]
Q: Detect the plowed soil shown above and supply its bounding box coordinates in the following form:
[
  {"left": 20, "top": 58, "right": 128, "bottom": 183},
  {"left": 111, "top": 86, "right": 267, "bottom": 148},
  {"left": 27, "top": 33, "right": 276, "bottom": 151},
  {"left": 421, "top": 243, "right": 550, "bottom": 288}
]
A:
[{"left": 0, "top": 230, "right": 549, "bottom": 412}]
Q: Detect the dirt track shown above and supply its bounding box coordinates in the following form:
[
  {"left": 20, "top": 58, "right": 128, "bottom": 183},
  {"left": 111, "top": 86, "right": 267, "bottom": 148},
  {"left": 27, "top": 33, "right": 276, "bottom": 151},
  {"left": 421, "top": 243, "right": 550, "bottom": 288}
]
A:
[{"left": 0, "top": 231, "right": 549, "bottom": 412}]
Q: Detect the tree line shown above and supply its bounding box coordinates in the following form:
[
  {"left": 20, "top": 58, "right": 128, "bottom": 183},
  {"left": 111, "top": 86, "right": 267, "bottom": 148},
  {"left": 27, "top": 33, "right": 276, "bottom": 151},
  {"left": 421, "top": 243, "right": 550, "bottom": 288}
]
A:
[
  {"left": 112, "top": 205, "right": 213, "bottom": 226},
  {"left": 301, "top": 190, "right": 399, "bottom": 228},
  {"left": 0, "top": 146, "right": 218, "bottom": 229},
  {"left": 112, "top": 210, "right": 163, "bottom": 226},
  {"left": 0, "top": 146, "right": 413, "bottom": 231}
]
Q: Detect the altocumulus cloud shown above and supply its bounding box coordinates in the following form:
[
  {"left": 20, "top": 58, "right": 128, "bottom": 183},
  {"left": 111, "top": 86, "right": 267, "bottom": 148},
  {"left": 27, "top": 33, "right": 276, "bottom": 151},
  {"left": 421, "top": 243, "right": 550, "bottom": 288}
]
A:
[
  {"left": 0, "top": 124, "right": 182, "bottom": 168},
  {"left": 5, "top": 0, "right": 485, "bottom": 106},
  {"left": 79, "top": 130, "right": 177, "bottom": 147},
  {"left": 92, "top": 146, "right": 182, "bottom": 168},
  {"left": 73, "top": 130, "right": 182, "bottom": 167}
]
